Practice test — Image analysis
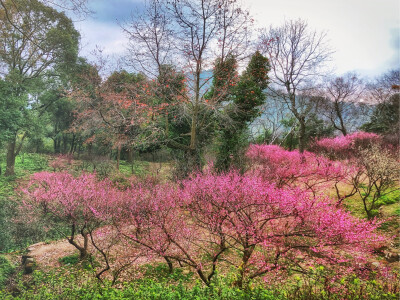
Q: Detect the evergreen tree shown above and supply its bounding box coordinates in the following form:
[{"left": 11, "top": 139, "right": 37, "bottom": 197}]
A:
[{"left": 215, "top": 51, "right": 270, "bottom": 171}]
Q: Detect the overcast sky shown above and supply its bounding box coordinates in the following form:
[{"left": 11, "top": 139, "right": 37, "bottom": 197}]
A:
[{"left": 75, "top": 0, "right": 399, "bottom": 78}]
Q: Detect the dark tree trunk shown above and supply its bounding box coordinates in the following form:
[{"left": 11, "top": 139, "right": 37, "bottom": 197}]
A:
[
  {"left": 88, "top": 143, "right": 93, "bottom": 159},
  {"left": 62, "top": 134, "right": 68, "bottom": 154},
  {"left": 69, "top": 134, "right": 75, "bottom": 154},
  {"left": 235, "top": 245, "right": 255, "bottom": 289},
  {"left": 5, "top": 140, "right": 16, "bottom": 176},
  {"left": 298, "top": 116, "right": 307, "bottom": 154},
  {"left": 127, "top": 147, "right": 133, "bottom": 163},
  {"left": 177, "top": 149, "right": 201, "bottom": 178},
  {"left": 335, "top": 102, "right": 347, "bottom": 136},
  {"left": 116, "top": 145, "right": 121, "bottom": 170},
  {"left": 54, "top": 138, "right": 61, "bottom": 154}
]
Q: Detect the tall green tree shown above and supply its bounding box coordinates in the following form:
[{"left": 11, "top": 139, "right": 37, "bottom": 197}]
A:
[
  {"left": 215, "top": 51, "right": 270, "bottom": 171},
  {"left": 362, "top": 93, "right": 399, "bottom": 136},
  {"left": 0, "top": 0, "right": 79, "bottom": 175}
]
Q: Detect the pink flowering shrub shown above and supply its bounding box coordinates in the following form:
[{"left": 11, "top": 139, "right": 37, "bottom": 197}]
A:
[
  {"left": 313, "top": 131, "right": 381, "bottom": 159},
  {"left": 179, "top": 171, "right": 386, "bottom": 287},
  {"left": 20, "top": 170, "right": 389, "bottom": 288},
  {"left": 21, "top": 171, "right": 121, "bottom": 259},
  {"left": 115, "top": 183, "right": 186, "bottom": 275},
  {"left": 312, "top": 132, "right": 399, "bottom": 218},
  {"left": 246, "top": 144, "right": 351, "bottom": 195}
]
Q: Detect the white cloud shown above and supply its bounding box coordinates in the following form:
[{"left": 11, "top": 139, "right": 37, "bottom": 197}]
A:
[
  {"left": 248, "top": 0, "right": 399, "bottom": 76},
  {"left": 76, "top": 20, "right": 128, "bottom": 57},
  {"left": 74, "top": 0, "right": 399, "bottom": 77}
]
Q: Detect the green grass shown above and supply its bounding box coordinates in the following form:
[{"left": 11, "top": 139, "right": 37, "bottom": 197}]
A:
[
  {"left": 58, "top": 254, "right": 80, "bottom": 266},
  {"left": 1, "top": 265, "right": 398, "bottom": 300},
  {"left": 118, "top": 160, "right": 149, "bottom": 177},
  {"left": 375, "top": 189, "right": 400, "bottom": 206},
  {"left": 0, "top": 153, "right": 50, "bottom": 178}
]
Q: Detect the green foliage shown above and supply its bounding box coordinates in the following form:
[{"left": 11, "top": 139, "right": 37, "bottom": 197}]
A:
[
  {"left": 243, "top": 51, "right": 270, "bottom": 91},
  {"left": 118, "top": 160, "right": 149, "bottom": 177},
  {"left": 0, "top": 0, "right": 80, "bottom": 175},
  {"left": 215, "top": 52, "right": 270, "bottom": 171},
  {"left": 280, "top": 115, "right": 334, "bottom": 150},
  {"left": 375, "top": 190, "right": 400, "bottom": 207},
  {"left": 1, "top": 266, "right": 397, "bottom": 300},
  {"left": 1, "top": 268, "right": 282, "bottom": 300},
  {"left": 205, "top": 55, "right": 238, "bottom": 102},
  {"left": 0, "top": 255, "right": 15, "bottom": 290},
  {"left": 58, "top": 254, "right": 80, "bottom": 266},
  {"left": 0, "top": 80, "right": 28, "bottom": 144},
  {"left": 18, "top": 154, "right": 49, "bottom": 172},
  {"left": 59, "top": 253, "right": 99, "bottom": 271},
  {"left": 362, "top": 94, "right": 399, "bottom": 135},
  {"left": 105, "top": 70, "right": 146, "bottom": 93},
  {"left": 281, "top": 268, "right": 399, "bottom": 300},
  {"left": 394, "top": 208, "right": 400, "bottom": 216}
]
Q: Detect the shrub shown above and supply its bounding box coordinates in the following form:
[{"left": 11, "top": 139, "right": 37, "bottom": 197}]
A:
[
  {"left": 21, "top": 172, "right": 122, "bottom": 260},
  {"left": 313, "top": 131, "right": 381, "bottom": 159},
  {"left": 246, "top": 144, "right": 350, "bottom": 195},
  {"left": 179, "top": 171, "right": 386, "bottom": 287},
  {"left": 20, "top": 170, "right": 389, "bottom": 289},
  {"left": 0, "top": 255, "right": 14, "bottom": 290},
  {"left": 312, "top": 133, "right": 400, "bottom": 218}
]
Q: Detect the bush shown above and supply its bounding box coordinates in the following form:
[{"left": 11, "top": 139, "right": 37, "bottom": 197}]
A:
[
  {"left": 1, "top": 267, "right": 398, "bottom": 300},
  {"left": 0, "top": 255, "right": 14, "bottom": 290},
  {"left": 58, "top": 254, "right": 80, "bottom": 266},
  {"left": 21, "top": 153, "right": 49, "bottom": 171}
]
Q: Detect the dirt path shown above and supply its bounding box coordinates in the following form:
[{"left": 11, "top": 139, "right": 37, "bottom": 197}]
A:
[{"left": 27, "top": 240, "right": 78, "bottom": 268}]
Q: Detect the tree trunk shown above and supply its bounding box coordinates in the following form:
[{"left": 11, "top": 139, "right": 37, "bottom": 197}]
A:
[
  {"left": 127, "top": 147, "right": 133, "bottom": 164},
  {"left": 298, "top": 116, "right": 307, "bottom": 154},
  {"left": 5, "top": 140, "right": 16, "bottom": 176},
  {"left": 187, "top": 149, "right": 201, "bottom": 174},
  {"left": 335, "top": 102, "right": 347, "bottom": 136},
  {"left": 62, "top": 134, "right": 68, "bottom": 154},
  {"left": 235, "top": 245, "right": 255, "bottom": 289},
  {"left": 164, "top": 257, "right": 173, "bottom": 274},
  {"left": 116, "top": 145, "right": 121, "bottom": 170},
  {"left": 54, "top": 138, "right": 61, "bottom": 154},
  {"left": 88, "top": 143, "right": 93, "bottom": 159},
  {"left": 69, "top": 134, "right": 75, "bottom": 154}
]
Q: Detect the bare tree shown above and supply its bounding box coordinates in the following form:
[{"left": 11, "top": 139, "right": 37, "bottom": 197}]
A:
[
  {"left": 367, "top": 69, "right": 400, "bottom": 104},
  {"left": 259, "top": 19, "right": 332, "bottom": 152},
  {"left": 320, "top": 72, "right": 365, "bottom": 136},
  {"left": 124, "top": 0, "right": 253, "bottom": 174},
  {"left": 363, "top": 69, "right": 400, "bottom": 142},
  {"left": 251, "top": 96, "right": 291, "bottom": 144},
  {"left": 123, "top": 0, "right": 174, "bottom": 78}
]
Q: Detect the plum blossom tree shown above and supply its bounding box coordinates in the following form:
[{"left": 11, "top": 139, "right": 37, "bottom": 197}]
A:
[
  {"left": 21, "top": 169, "right": 388, "bottom": 287},
  {"left": 180, "top": 171, "right": 386, "bottom": 288},
  {"left": 314, "top": 132, "right": 400, "bottom": 218},
  {"left": 21, "top": 172, "right": 120, "bottom": 260},
  {"left": 246, "top": 144, "right": 349, "bottom": 196},
  {"left": 313, "top": 131, "right": 381, "bottom": 160}
]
